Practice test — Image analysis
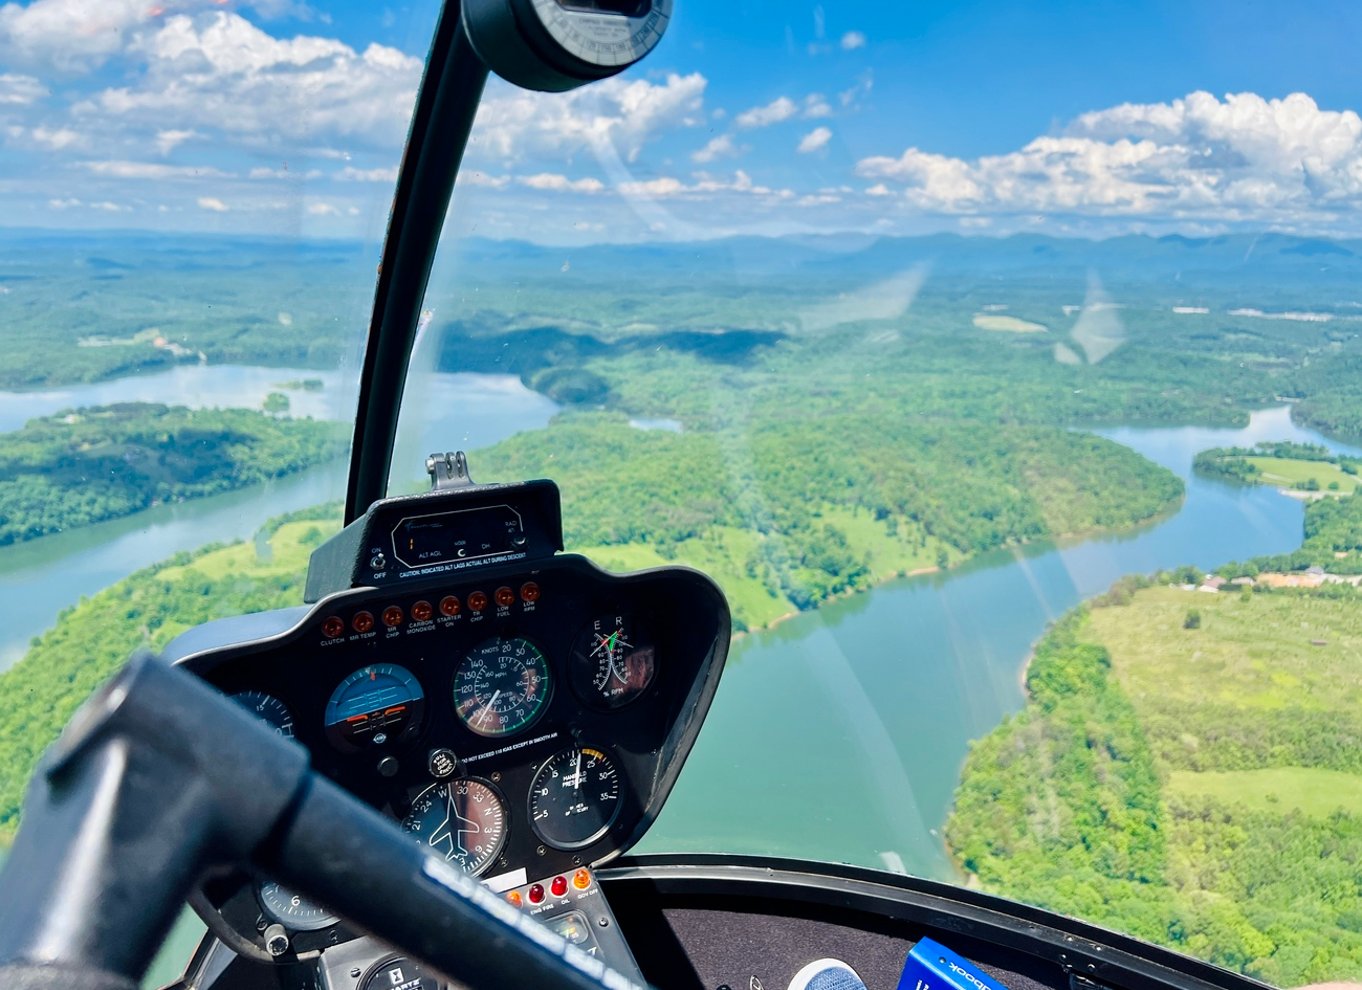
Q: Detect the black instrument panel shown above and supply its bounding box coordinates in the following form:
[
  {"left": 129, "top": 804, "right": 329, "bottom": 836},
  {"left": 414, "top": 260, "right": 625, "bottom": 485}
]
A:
[{"left": 174, "top": 555, "right": 729, "bottom": 888}]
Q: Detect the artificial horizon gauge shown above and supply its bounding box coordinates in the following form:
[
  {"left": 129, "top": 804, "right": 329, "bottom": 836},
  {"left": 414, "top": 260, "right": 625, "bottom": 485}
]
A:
[
  {"left": 231, "top": 690, "right": 295, "bottom": 738},
  {"left": 324, "top": 664, "right": 426, "bottom": 751},
  {"left": 257, "top": 881, "right": 339, "bottom": 932},
  {"left": 570, "top": 613, "right": 656, "bottom": 709},
  {"left": 402, "top": 778, "right": 508, "bottom": 876},
  {"left": 453, "top": 637, "right": 551, "bottom": 738},
  {"left": 528, "top": 745, "right": 622, "bottom": 849}
]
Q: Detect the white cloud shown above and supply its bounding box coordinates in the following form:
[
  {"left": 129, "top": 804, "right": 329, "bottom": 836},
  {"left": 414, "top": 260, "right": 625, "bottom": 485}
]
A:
[
  {"left": 0, "top": 0, "right": 151, "bottom": 71},
  {"left": 617, "top": 169, "right": 793, "bottom": 201},
  {"left": 87, "top": 12, "right": 424, "bottom": 149},
  {"left": 736, "top": 96, "right": 798, "bottom": 129},
  {"left": 82, "top": 160, "right": 232, "bottom": 180},
  {"left": 47, "top": 196, "right": 79, "bottom": 208},
  {"left": 0, "top": 72, "right": 44, "bottom": 104},
  {"left": 840, "top": 31, "right": 866, "bottom": 51},
  {"left": 197, "top": 196, "right": 228, "bottom": 212},
  {"left": 804, "top": 94, "right": 833, "bottom": 119},
  {"left": 518, "top": 173, "right": 604, "bottom": 194},
  {"left": 470, "top": 72, "right": 706, "bottom": 163},
  {"left": 691, "top": 133, "right": 741, "bottom": 164},
  {"left": 337, "top": 165, "right": 399, "bottom": 182},
  {"left": 154, "top": 129, "right": 199, "bottom": 155},
  {"left": 798, "top": 127, "right": 832, "bottom": 154},
  {"left": 306, "top": 202, "right": 339, "bottom": 216},
  {"left": 461, "top": 171, "right": 511, "bottom": 189},
  {"left": 250, "top": 166, "right": 324, "bottom": 180},
  {"left": 854, "top": 91, "right": 1362, "bottom": 227},
  {"left": 89, "top": 200, "right": 129, "bottom": 212}
]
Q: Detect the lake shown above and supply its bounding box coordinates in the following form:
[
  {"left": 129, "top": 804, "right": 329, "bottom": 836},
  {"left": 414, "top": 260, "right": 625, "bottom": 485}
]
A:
[
  {"left": 0, "top": 372, "right": 1352, "bottom": 977},
  {"left": 0, "top": 366, "right": 560, "bottom": 668},
  {"left": 639, "top": 407, "right": 1362, "bottom": 880}
]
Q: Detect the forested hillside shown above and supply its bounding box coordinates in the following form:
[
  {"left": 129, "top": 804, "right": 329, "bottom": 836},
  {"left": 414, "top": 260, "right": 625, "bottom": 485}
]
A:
[
  {"left": 477, "top": 412, "right": 1182, "bottom": 628},
  {"left": 0, "top": 403, "right": 346, "bottom": 544},
  {"left": 948, "top": 577, "right": 1362, "bottom": 985}
]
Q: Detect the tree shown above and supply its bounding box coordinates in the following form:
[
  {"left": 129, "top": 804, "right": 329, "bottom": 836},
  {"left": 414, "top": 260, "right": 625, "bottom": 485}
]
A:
[{"left": 1184, "top": 609, "right": 1201, "bottom": 630}]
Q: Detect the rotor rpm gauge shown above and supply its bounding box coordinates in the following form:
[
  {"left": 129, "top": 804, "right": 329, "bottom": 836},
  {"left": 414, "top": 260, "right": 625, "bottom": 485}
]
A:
[
  {"left": 231, "top": 690, "right": 295, "bottom": 738},
  {"left": 257, "top": 881, "right": 339, "bottom": 932},
  {"left": 528, "top": 745, "right": 622, "bottom": 850},
  {"left": 402, "top": 778, "right": 507, "bottom": 876},
  {"left": 570, "top": 613, "right": 655, "bottom": 709},
  {"left": 453, "top": 637, "right": 551, "bottom": 738},
  {"left": 325, "top": 664, "right": 425, "bottom": 751}
]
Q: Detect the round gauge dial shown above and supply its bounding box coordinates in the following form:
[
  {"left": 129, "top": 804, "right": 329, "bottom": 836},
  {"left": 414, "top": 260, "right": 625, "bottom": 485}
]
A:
[
  {"left": 257, "top": 881, "right": 338, "bottom": 932},
  {"left": 453, "top": 637, "right": 551, "bottom": 738},
  {"left": 231, "top": 690, "right": 295, "bottom": 738},
  {"left": 570, "top": 613, "right": 656, "bottom": 709},
  {"left": 325, "top": 664, "right": 425, "bottom": 751},
  {"left": 402, "top": 778, "right": 507, "bottom": 876},
  {"left": 530, "top": 0, "right": 671, "bottom": 68},
  {"left": 528, "top": 745, "right": 622, "bottom": 850}
]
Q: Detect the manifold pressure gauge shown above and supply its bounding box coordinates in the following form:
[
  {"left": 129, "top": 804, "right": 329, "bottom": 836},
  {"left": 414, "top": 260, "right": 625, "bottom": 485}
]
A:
[{"left": 464, "top": 0, "right": 673, "bottom": 93}]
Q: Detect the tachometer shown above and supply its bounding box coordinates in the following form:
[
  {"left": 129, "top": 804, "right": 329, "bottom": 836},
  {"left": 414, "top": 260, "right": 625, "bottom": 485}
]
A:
[
  {"left": 402, "top": 778, "right": 507, "bottom": 876},
  {"left": 570, "top": 613, "right": 655, "bottom": 709},
  {"left": 325, "top": 664, "right": 425, "bottom": 751},
  {"left": 528, "top": 745, "right": 621, "bottom": 849},
  {"left": 453, "top": 637, "right": 551, "bottom": 738}
]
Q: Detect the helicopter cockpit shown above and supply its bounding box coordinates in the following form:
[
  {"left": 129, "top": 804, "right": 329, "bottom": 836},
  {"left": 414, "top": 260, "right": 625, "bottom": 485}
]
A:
[{"left": 0, "top": 3, "right": 1349, "bottom": 990}]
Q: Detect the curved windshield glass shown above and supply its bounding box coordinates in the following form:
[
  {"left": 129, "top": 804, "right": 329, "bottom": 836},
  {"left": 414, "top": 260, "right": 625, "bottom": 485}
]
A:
[
  {"left": 393, "top": 3, "right": 1362, "bottom": 986},
  {"left": 0, "top": 0, "right": 439, "bottom": 981}
]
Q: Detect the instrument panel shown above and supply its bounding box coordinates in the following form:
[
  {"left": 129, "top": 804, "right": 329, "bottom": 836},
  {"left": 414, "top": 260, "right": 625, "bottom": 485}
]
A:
[{"left": 170, "top": 553, "right": 728, "bottom": 958}]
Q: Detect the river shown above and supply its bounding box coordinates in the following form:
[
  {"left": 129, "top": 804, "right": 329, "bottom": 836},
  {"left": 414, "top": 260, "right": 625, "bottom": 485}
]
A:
[
  {"left": 639, "top": 406, "right": 1362, "bottom": 879},
  {"left": 0, "top": 374, "right": 1353, "bottom": 978},
  {"left": 0, "top": 367, "right": 560, "bottom": 668}
]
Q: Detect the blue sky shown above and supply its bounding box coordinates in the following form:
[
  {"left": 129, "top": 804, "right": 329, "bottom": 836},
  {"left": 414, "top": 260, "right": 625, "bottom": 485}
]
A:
[{"left": 2, "top": 0, "right": 1361, "bottom": 242}]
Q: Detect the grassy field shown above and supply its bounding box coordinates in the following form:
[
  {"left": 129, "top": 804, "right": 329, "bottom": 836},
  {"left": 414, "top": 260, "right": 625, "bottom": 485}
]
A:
[
  {"left": 1244, "top": 456, "right": 1359, "bottom": 492},
  {"left": 950, "top": 583, "right": 1362, "bottom": 984},
  {"left": 1087, "top": 584, "right": 1362, "bottom": 722},
  {"left": 1168, "top": 767, "right": 1362, "bottom": 817}
]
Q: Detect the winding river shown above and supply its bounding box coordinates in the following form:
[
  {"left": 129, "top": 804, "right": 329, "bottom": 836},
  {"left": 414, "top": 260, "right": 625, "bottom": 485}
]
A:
[{"left": 0, "top": 373, "right": 1356, "bottom": 963}]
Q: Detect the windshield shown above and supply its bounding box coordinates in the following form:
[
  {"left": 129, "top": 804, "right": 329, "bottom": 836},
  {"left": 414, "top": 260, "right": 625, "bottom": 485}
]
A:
[
  {"left": 393, "top": 3, "right": 1362, "bottom": 986},
  {"left": 7, "top": 1, "right": 1362, "bottom": 987}
]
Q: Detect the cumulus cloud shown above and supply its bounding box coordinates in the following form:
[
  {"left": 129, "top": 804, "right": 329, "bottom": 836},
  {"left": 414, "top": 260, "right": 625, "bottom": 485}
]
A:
[
  {"left": 470, "top": 73, "right": 707, "bottom": 163},
  {"left": 798, "top": 126, "right": 832, "bottom": 154},
  {"left": 196, "top": 196, "right": 228, "bottom": 212},
  {"left": 0, "top": 0, "right": 152, "bottom": 72},
  {"left": 518, "top": 173, "right": 605, "bottom": 193},
  {"left": 855, "top": 91, "right": 1362, "bottom": 227},
  {"left": 617, "top": 169, "right": 793, "bottom": 201},
  {"left": 84, "top": 12, "right": 423, "bottom": 149},
  {"left": 692, "top": 133, "right": 741, "bottom": 164},
  {"left": 0, "top": 72, "right": 45, "bottom": 104},
  {"left": 154, "top": 129, "right": 199, "bottom": 155},
  {"left": 306, "top": 201, "right": 339, "bottom": 216},
  {"left": 736, "top": 96, "right": 798, "bottom": 129},
  {"left": 840, "top": 31, "right": 866, "bottom": 51}
]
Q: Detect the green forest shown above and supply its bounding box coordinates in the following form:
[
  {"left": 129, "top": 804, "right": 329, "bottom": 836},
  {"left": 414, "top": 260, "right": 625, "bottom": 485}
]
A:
[
  {"left": 948, "top": 571, "right": 1362, "bottom": 986},
  {"left": 0, "top": 403, "right": 346, "bottom": 544}
]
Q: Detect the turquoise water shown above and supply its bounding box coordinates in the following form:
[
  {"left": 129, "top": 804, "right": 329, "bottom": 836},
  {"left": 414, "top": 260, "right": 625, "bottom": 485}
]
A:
[{"left": 640, "top": 407, "right": 1361, "bottom": 880}]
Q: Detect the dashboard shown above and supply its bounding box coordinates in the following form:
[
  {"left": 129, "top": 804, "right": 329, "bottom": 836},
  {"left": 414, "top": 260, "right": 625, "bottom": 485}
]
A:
[{"left": 168, "top": 549, "right": 729, "bottom": 969}]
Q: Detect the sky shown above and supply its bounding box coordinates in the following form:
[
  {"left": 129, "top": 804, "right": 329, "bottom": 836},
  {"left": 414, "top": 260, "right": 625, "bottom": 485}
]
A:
[{"left": 2, "top": 0, "right": 1362, "bottom": 243}]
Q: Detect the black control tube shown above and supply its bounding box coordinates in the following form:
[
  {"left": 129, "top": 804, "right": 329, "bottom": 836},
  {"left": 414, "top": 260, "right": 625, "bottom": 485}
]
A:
[{"left": 0, "top": 655, "right": 646, "bottom": 990}]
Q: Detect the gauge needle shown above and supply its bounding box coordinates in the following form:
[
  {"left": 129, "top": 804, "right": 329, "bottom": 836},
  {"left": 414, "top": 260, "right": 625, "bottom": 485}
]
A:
[{"left": 480, "top": 690, "right": 500, "bottom": 727}]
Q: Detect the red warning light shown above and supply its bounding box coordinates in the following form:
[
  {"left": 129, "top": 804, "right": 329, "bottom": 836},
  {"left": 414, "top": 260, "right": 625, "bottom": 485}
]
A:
[
  {"left": 439, "top": 596, "right": 461, "bottom": 617},
  {"left": 527, "top": 883, "right": 545, "bottom": 904},
  {"left": 352, "top": 611, "right": 375, "bottom": 634}
]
